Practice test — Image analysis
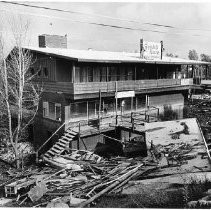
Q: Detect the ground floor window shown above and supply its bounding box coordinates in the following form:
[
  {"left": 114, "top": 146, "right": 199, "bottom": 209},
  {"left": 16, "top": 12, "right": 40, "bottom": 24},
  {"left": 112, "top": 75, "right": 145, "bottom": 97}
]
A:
[{"left": 43, "top": 101, "right": 61, "bottom": 121}]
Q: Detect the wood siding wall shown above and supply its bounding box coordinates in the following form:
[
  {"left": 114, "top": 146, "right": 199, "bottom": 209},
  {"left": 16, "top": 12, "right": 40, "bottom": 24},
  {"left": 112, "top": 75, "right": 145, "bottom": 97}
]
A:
[
  {"left": 73, "top": 79, "right": 184, "bottom": 94},
  {"left": 32, "top": 56, "right": 56, "bottom": 81},
  {"left": 41, "top": 82, "right": 74, "bottom": 93}
]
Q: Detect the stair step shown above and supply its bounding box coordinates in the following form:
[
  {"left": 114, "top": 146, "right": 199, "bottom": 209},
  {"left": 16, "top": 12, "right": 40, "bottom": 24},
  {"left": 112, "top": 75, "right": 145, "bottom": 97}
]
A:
[
  {"left": 54, "top": 144, "right": 65, "bottom": 151},
  {"left": 46, "top": 150, "right": 57, "bottom": 156},
  {"left": 51, "top": 147, "right": 62, "bottom": 154},
  {"left": 59, "top": 139, "right": 69, "bottom": 145},
  {"left": 57, "top": 142, "right": 67, "bottom": 147},
  {"left": 66, "top": 129, "right": 78, "bottom": 135},
  {"left": 65, "top": 133, "right": 75, "bottom": 138},
  {"left": 61, "top": 136, "right": 72, "bottom": 141},
  {"left": 43, "top": 153, "right": 52, "bottom": 159}
]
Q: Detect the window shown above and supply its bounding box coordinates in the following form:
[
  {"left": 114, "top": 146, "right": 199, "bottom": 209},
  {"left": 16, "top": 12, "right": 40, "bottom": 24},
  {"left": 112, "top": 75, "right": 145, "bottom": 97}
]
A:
[
  {"left": 88, "top": 67, "right": 93, "bottom": 82},
  {"left": 100, "top": 67, "right": 107, "bottom": 82},
  {"left": 49, "top": 102, "right": 55, "bottom": 119},
  {"left": 43, "top": 67, "right": 48, "bottom": 78},
  {"left": 43, "top": 102, "right": 49, "bottom": 117},
  {"left": 55, "top": 104, "right": 61, "bottom": 121},
  {"left": 43, "top": 101, "right": 61, "bottom": 121}
]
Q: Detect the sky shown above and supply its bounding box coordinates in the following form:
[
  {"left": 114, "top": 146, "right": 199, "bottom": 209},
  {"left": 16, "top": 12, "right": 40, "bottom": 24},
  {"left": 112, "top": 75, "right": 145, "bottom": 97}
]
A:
[{"left": 0, "top": 1, "right": 211, "bottom": 59}]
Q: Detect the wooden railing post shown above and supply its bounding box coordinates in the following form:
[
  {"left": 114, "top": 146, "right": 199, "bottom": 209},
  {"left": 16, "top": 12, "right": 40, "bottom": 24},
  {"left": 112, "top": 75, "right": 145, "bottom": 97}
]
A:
[
  {"left": 131, "top": 112, "right": 133, "bottom": 124},
  {"left": 157, "top": 108, "right": 160, "bottom": 120},
  {"left": 116, "top": 115, "right": 118, "bottom": 126},
  {"left": 78, "top": 122, "right": 81, "bottom": 150},
  {"left": 132, "top": 118, "right": 135, "bottom": 132}
]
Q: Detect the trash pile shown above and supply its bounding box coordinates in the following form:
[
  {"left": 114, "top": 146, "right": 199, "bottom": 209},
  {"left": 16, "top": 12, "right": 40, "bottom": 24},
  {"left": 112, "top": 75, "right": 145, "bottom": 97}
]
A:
[
  {"left": 187, "top": 101, "right": 211, "bottom": 128},
  {"left": 1, "top": 150, "right": 158, "bottom": 207}
]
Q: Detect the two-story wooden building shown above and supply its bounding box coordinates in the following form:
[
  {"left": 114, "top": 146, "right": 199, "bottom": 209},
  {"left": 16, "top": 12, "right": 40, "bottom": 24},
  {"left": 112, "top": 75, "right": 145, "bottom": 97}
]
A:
[{"left": 23, "top": 34, "right": 209, "bottom": 149}]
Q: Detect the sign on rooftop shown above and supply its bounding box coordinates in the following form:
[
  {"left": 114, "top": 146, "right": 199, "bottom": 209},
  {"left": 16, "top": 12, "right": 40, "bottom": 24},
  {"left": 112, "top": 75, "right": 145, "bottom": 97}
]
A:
[{"left": 140, "top": 39, "right": 163, "bottom": 60}]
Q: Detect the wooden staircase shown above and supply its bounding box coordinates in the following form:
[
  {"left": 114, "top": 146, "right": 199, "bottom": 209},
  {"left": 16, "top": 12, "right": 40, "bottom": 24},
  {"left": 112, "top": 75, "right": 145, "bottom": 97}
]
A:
[{"left": 43, "top": 128, "right": 78, "bottom": 159}]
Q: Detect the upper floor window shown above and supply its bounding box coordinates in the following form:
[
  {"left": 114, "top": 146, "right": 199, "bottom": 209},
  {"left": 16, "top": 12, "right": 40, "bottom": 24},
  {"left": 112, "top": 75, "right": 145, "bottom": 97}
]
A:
[{"left": 87, "top": 67, "right": 93, "bottom": 82}]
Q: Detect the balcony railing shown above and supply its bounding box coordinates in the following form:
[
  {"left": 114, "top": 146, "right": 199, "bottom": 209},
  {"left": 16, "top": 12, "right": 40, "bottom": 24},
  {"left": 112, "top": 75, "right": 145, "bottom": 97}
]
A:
[{"left": 73, "top": 78, "right": 193, "bottom": 94}]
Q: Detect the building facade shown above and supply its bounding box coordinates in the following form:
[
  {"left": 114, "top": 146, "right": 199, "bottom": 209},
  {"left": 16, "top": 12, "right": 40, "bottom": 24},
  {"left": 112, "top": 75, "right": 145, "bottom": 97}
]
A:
[{"left": 23, "top": 34, "right": 209, "bottom": 149}]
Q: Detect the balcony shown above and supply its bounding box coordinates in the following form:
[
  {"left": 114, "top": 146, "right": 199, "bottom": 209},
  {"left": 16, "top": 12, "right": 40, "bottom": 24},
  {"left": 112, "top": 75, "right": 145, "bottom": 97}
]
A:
[
  {"left": 73, "top": 78, "right": 193, "bottom": 95},
  {"left": 41, "top": 78, "right": 194, "bottom": 96}
]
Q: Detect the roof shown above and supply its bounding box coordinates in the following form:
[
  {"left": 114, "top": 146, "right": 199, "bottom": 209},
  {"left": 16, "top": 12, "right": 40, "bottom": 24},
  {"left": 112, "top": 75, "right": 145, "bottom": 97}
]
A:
[{"left": 23, "top": 46, "right": 210, "bottom": 65}]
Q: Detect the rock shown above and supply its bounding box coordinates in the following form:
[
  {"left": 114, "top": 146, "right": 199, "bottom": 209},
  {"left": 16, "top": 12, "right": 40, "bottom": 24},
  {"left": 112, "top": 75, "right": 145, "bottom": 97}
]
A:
[
  {"left": 28, "top": 181, "right": 47, "bottom": 202},
  {"left": 46, "top": 198, "right": 69, "bottom": 208},
  {"left": 69, "top": 193, "right": 87, "bottom": 206},
  {"left": 0, "top": 198, "right": 14, "bottom": 206}
]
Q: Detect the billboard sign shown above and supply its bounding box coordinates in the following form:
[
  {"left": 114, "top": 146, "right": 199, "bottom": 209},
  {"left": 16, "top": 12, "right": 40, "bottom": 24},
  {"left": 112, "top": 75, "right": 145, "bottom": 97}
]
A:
[
  {"left": 141, "top": 40, "right": 162, "bottom": 60},
  {"left": 115, "top": 91, "right": 135, "bottom": 99}
]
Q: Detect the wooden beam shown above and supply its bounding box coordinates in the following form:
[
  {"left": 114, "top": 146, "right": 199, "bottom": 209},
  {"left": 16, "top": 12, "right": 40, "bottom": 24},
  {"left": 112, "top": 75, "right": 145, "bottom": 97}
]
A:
[
  {"left": 87, "top": 101, "right": 89, "bottom": 121},
  {"left": 72, "top": 63, "right": 75, "bottom": 83}
]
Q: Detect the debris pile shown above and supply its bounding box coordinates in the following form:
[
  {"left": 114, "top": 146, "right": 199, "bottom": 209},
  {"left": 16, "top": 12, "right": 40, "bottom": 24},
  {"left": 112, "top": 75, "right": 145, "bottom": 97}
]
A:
[{"left": 1, "top": 150, "right": 158, "bottom": 207}]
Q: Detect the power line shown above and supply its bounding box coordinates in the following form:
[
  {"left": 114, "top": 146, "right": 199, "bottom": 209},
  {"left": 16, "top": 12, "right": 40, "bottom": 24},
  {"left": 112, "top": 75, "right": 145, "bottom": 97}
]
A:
[
  {"left": 0, "top": 9, "right": 167, "bottom": 34},
  {"left": 0, "top": 7, "right": 208, "bottom": 38},
  {"left": 2, "top": 1, "right": 211, "bottom": 33},
  {"left": 0, "top": 1, "right": 174, "bottom": 29}
]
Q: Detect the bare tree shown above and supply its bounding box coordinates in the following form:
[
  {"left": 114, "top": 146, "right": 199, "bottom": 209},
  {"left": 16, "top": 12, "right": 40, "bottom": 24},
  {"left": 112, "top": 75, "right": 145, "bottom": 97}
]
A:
[{"left": 0, "top": 19, "right": 41, "bottom": 168}]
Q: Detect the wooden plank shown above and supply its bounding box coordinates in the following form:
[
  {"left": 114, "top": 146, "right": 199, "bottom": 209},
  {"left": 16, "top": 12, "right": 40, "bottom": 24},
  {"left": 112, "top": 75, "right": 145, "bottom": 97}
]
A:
[
  {"left": 53, "top": 144, "right": 64, "bottom": 150},
  {"left": 51, "top": 147, "right": 62, "bottom": 153},
  {"left": 59, "top": 139, "right": 69, "bottom": 144},
  {"left": 57, "top": 142, "right": 67, "bottom": 147},
  {"left": 46, "top": 150, "right": 56, "bottom": 156},
  {"left": 64, "top": 133, "right": 75, "bottom": 138},
  {"left": 62, "top": 136, "right": 72, "bottom": 141}
]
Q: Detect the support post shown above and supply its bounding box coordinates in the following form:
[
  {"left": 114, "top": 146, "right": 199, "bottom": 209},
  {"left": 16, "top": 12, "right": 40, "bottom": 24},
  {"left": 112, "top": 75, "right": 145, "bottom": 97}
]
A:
[
  {"left": 134, "top": 66, "right": 137, "bottom": 81},
  {"left": 106, "top": 66, "right": 109, "bottom": 82},
  {"left": 77, "top": 122, "right": 80, "bottom": 150},
  {"left": 72, "top": 63, "right": 75, "bottom": 83},
  {"left": 131, "top": 97, "right": 133, "bottom": 113},
  {"left": 87, "top": 101, "right": 89, "bottom": 122},
  {"left": 206, "top": 65, "right": 208, "bottom": 80},
  {"left": 98, "top": 89, "right": 101, "bottom": 130},
  {"left": 131, "top": 112, "right": 134, "bottom": 132},
  {"left": 135, "top": 97, "right": 137, "bottom": 111},
  {"left": 115, "top": 81, "right": 118, "bottom": 125}
]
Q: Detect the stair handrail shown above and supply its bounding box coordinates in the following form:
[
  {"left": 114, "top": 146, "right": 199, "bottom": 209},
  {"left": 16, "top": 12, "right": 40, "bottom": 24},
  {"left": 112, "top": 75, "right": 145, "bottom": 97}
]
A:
[
  {"left": 35, "top": 120, "right": 80, "bottom": 161},
  {"left": 196, "top": 118, "right": 211, "bottom": 161}
]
